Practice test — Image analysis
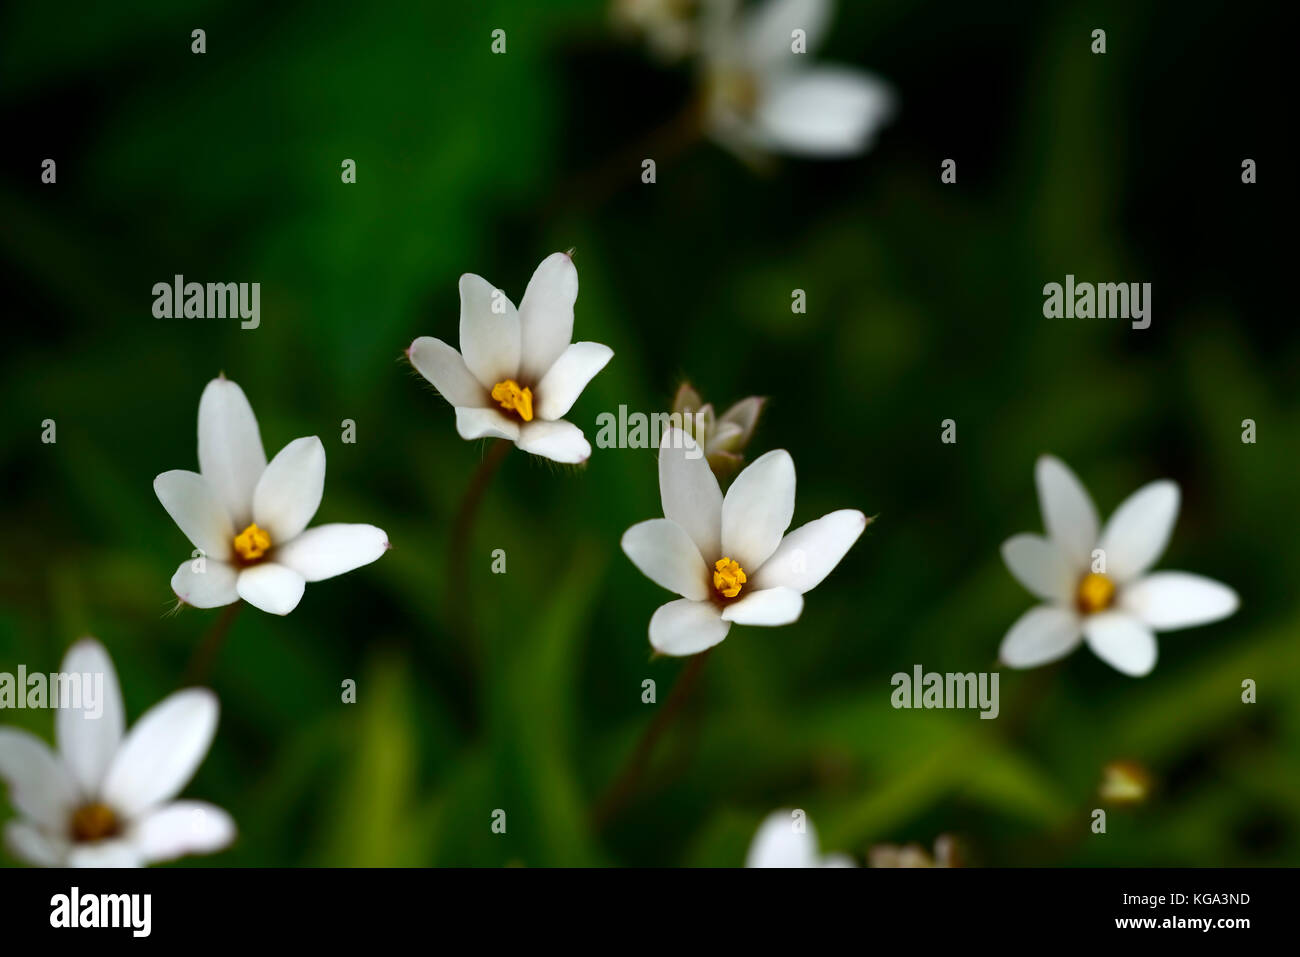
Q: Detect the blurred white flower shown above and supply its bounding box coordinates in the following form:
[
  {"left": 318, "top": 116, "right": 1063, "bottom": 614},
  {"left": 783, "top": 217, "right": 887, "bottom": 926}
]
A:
[
  {"left": 672, "top": 382, "right": 765, "bottom": 477},
  {"left": 0, "top": 638, "right": 233, "bottom": 867},
  {"left": 869, "top": 834, "right": 957, "bottom": 868},
  {"left": 700, "top": 0, "right": 895, "bottom": 160},
  {"left": 155, "top": 376, "right": 390, "bottom": 616},
  {"left": 746, "top": 809, "right": 854, "bottom": 867},
  {"left": 999, "top": 455, "right": 1238, "bottom": 677},
  {"left": 622, "top": 427, "right": 867, "bottom": 655},
  {"left": 409, "top": 252, "right": 613, "bottom": 465},
  {"left": 612, "top": 0, "right": 698, "bottom": 62}
]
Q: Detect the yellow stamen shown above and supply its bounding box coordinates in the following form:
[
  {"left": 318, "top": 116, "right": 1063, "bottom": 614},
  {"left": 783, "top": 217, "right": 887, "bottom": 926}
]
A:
[
  {"left": 1076, "top": 572, "right": 1115, "bottom": 615},
  {"left": 491, "top": 379, "right": 534, "bottom": 422},
  {"left": 713, "top": 557, "right": 747, "bottom": 599},
  {"left": 70, "top": 803, "right": 119, "bottom": 843},
  {"left": 233, "top": 522, "right": 272, "bottom": 562}
]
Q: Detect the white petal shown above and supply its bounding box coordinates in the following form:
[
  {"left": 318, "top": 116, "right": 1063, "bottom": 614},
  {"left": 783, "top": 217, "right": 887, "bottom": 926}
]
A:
[
  {"left": 455, "top": 407, "right": 520, "bottom": 442},
  {"left": 56, "top": 638, "right": 125, "bottom": 798},
  {"left": 66, "top": 840, "right": 142, "bottom": 868},
  {"left": 197, "top": 377, "right": 267, "bottom": 528},
  {"left": 703, "top": 421, "right": 745, "bottom": 454},
  {"left": 716, "top": 396, "right": 765, "bottom": 447},
  {"left": 535, "top": 341, "right": 613, "bottom": 420},
  {"left": 743, "top": 0, "right": 832, "bottom": 65},
  {"left": 133, "top": 801, "right": 235, "bottom": 863},
  {"left": 153, "top": 470, "right": 234, "bottom": 561},
  {"left": 517, "top": 252, "right": 578, "bottom": 382},
  {"left": 1083, "top": 612, "right": 1158, "bottom": 677},
  {"left": 745, "top": 809, "right": 821, "bottom": 868},
  {"left": 999, "top": 605, "right": 1082, "bottom": 669},
  {"left": 235, "top": 562, "right": 306, "bottom": 616},
  {"left": 101, "top": 689, "right": 218, "bottom": 818},
  {"left": 0, "top": 729, "right": 78, "bottom": 832},
  {"left": 1035, "top": 455, "right": 1100, "bottom": 569},
  {"left": 721, "top": 449, "right": 795, "bottom": 570},
  {"left": 170, "top": 558, "right": 239, "bottom": 609},
  {"left": 1000, "top": 533, "right": 1077, "bottom": 603},
  {"left": 648, "top": 599, "right": 731, "bottom": 656},
  {"left": 252, "top": 436, "right": 326, "bottom": 543},
  {"left": 621, "top": 519, "right": 709, "bottom": 601},
  {"left": 1098, "top": 480, "right": 1180, "bottom": 583},
  {"left": 458, "top": 273, "right": 520, "bottom": 387},
  {"left": 516, "top": 419, "right": 591, "bottom": 464},
  {"left": 1121, "top": 572, "right": 1238, "bottom": 631},
  {"left": 756, "top": 68, "right": 894, "bottom": 157},
  {"left": 409, "top": 336, "right": 487, "bottom": 408},
  {"left": 4, "top": 820, "right": 67, "bottom": 867},
  {"left": 659, "top": 428, "right": 723, "bottom": 561},
  {"left": 751, "top": 509, "right": 866, "bottom": 593},
  {"left": 275, "top": 523, "right": 389, "bottom": 582},
  {"left": 721, "top": 586, "right": 803, "bottom": 626}
]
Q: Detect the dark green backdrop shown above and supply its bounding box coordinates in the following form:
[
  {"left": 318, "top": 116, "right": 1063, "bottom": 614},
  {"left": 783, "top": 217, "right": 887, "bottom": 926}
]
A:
[{"left": 1, "top": 0, "right": 1294, "bottom": 866}]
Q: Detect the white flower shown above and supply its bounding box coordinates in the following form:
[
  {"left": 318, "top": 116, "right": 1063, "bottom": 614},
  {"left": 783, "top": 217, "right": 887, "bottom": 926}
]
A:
[
  {"left": 746, "top": 809, "right": 855, "bottom": 867},
  {"left": 408, "top": 252, "right": 613, "bottom": 465},
  {"left": 612, "top": 0, "right": 697, "bottom": 62},
  {"left": 700, "top": 0, "right": 895, "bottom": 160},
  {"left": 154, "top": 376, "right": 390, "bottom": 616},
  {"left": 672, "top": 382, "right": 765, "bottom": 476},
  {"left": 0, "top": 638, "right": 233, "bottom": 867},
  {"left": 621, "top": 428, "right": 867, "bottom": 655},
  {"left": 999, "top": 455, "right": 1239, "bottom": 677}
]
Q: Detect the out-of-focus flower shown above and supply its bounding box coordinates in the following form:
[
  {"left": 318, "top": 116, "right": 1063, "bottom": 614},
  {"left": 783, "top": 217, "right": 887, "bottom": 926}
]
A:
[
  {"left": 409, "top": 252, "right": 613, "bottom": 465},
  {"left": 621, "top": 427, "right": 868, "bottom": 656},
  {"left": 699, "top": 0, "right": 895, "bottom": 161},
  {"left": 155, "top": 377, "right": 390, "bottom": 616},
  {"left": 1100, "top": 760, "right": 1153, "bottom": 806},
  {"left": 999, "top": 455, "right": 1238, "bottom": 677},
  {"left": 746, "top": 809, "right": 855, "bottom": 867},
  {"left": 612, "top": 0, "right": 699, "bottom": 62},
  {"left": 672, "top": 382, "right": 765, "bottom": 477},
  {"left": 869, "top": 834, "right": 958, "bottom": 868},
  {"left": 0, "top": 638, "right": 233, "bottom": 867}
]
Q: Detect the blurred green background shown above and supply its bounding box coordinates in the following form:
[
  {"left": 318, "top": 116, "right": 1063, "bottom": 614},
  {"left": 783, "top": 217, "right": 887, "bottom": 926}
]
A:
[{"left": 1, "top": 0, "right": 1295, "bottom": 867}]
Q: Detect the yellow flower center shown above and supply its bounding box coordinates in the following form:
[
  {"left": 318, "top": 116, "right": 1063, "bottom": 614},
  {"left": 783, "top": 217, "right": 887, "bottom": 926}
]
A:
[
  {"left": 1076, "top": 572, "right": 1115, "bottom": 615},
  {"left": 70, "top": 802, "right": 120, "bottom": 843},
  {"left": 491, "top": 379, "right": 534, "bottom": 422},
  {"left": 233, "top": 522, "right": 272, "bottom": 562},
  {"left": 712, "top": 557, "right": 747, "bottom": 599}
]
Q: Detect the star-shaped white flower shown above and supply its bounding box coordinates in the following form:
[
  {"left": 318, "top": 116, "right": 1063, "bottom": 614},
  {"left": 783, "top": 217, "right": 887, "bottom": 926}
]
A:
[
  {"left": 408, "top": 252, "right": 613, "bottom": 465},
  {"left": 154, "top": 376, "right": 390, "bottom": 616},
  {"left": 999, "top": 455, "right": 1239, "bottom": 677},
  {"left": 746, "top": 809, "right": 855, "bottom": 867},
  {"left": 0, "top": 638, "right": 233, "bottom": 867},
  {"left": 701, "top": 0, "right": 895, "bottom": 160},
  {"left": 621, "top": 428, "right": 867, "bottom": 655}
]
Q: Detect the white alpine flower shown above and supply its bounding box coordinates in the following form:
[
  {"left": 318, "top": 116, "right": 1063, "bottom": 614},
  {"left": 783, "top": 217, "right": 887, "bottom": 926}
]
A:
[
  {"left": 746, "top": 809, "right": 855, "bottom": 867},
  {"left": 154, "top": 376, "right": 390, "bottom": 616},
  {"left": 622, "top": 428, "right": 867, "bottom": 656},
  {"left": 0, "top": 638, "right": 233, "bottom": 867},
  {"left": 999, "top": 455, "right": 1239, "bottom": 677},
  {"left": 700, "top": 0, "right": 895, "bottom": 160},
  {"left": 408, "top": 252, "right": 613, "bottom": 465}
]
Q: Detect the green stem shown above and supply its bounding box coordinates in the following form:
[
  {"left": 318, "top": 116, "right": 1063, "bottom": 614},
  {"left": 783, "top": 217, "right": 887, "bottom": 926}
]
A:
[{"left": 592, "top": 649, "right": 713, "bottom": 829}]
